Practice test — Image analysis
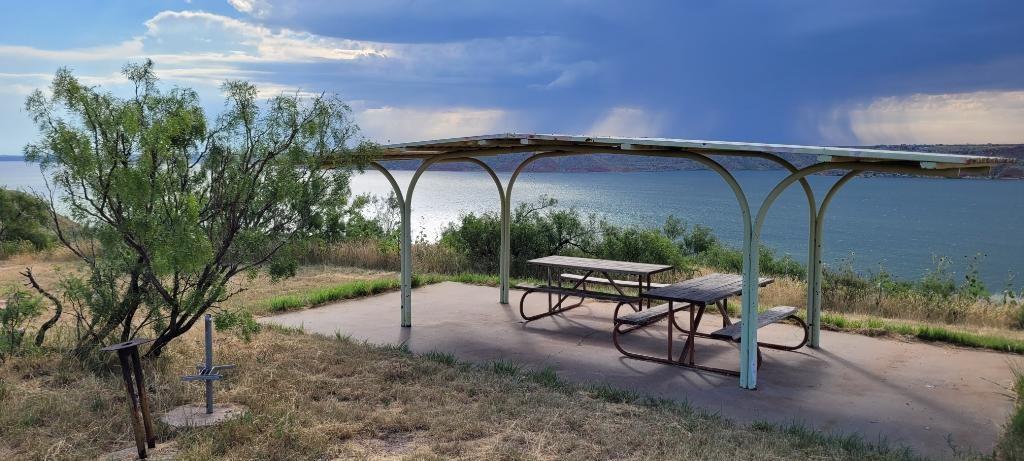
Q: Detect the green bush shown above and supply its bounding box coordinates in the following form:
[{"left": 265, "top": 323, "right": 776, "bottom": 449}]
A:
[
  {"left": 440, "top": 197, "right": 597, "bottom": 277},
  {"left": 0, "top": 286, "right": 44, "bottom": 358},
  {"left": 592, "top": 222, "right": 692, "bottom": 274},
  {"left": 0, "top": 188, "right": 55, "bottom": 258}
]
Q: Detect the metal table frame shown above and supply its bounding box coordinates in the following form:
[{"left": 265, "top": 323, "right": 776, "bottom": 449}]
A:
[
  {"left": 613, "top": 273, "right": 805, "bottom": 376},
  {"left": 518, "top": 255, "right": 673, "bottom": 321}
]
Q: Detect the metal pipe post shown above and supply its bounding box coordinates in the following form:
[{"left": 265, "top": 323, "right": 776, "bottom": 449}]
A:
[
  {"left": 810, "top": 171, "right": 861, "bottom": 346},
  {"left": 204, "top": 314, "right": 214, "bottom": 413}
]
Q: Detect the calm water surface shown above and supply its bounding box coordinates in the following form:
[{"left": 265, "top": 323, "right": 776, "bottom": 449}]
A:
[{"left": 4, "top": 161, "right": 1022, "bottom": 289}]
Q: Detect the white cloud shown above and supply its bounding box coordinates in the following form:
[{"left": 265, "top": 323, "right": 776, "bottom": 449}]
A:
[
  {"left": 588, "top": 107, "right": 665, "bottom": 137},
  {"left": 227, "top": 0, "right": 271, "bottom": 18},
  {"left": 143, "top": 11, "right": 391, "bottom": 63},
  {"left": 825, "top": 91, "right": 1024, "bottom": 144},
  {"left": 356, "top": 106, "right": 515, "bottom": 143},
  {"left": 0, "top": 39, "right": 144, "bottom": 62}
]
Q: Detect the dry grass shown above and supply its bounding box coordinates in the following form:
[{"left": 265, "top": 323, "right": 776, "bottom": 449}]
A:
[
  {"left": 0, "top": 325, "right": 922, "bottom": 460},
  {"left": 756, "top": 275, "right": 1021, "bottom": 330},
  {"left": 299, "top": 240, "right": 467, "bottom": 275}
]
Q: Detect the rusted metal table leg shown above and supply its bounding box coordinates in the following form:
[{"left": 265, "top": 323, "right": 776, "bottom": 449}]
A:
[{"left": 666, "top": 301, "right": 673, "bottom": 360}]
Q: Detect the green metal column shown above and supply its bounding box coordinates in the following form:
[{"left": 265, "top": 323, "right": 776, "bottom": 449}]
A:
[
  {"left": 745, "top": 154, "right": 819, "bottom": 349},
  {"left": 401, "top": 158, "right": 441, "bottom": 327},
  {"left": 500, "top": 194, "right": 510, "bottom": 304},
  {"left": 503, "top": 151, "right": 568, "bottom": 305},
  {"left": 755, "top": 162, "right": 868, "bottom": 353},
  {"left": 446, "top": 157, "right": 508, "bottom": 304},
  {"left": 368, "top": 162, "right": 411, "bottom": 326},
  {"left": 400, "top": 197, "right": 412, "bottom": 326},
  {"left": 810, "top": 171, "right": 861, "bottom": 346}
]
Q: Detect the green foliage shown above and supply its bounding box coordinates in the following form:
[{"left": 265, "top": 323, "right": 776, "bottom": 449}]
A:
[
  {"left": 441, "top": 196, "right": 597, "bottom": 276},
  {"left": 0, "top": 189, "right": 54, "bottom": 257},
  {"left": 592, "top": 222, "right": 692, "bottom": 273},
  {"left": 440, "top": 204, "right": 805, "bottom": 280},
  {"left": 21, "top": 61, "right": 377, "bottom": 356},
  {"left": 0, "top": 286, "right": 44, "bottom": 358},
  {"left": 998, "top": 369, "right": 1024, "bottom": 459},
  {"left": 823, "top": 254, "right": 995, "bottom": 324},
  {"left": 490, "top": 360, "right": 521, "bottom": 376}
]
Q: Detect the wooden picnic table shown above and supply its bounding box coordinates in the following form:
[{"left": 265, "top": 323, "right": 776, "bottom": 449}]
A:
[
  {"left": 515, "top": 255, "right": 673, "bottom": 321},
  {"left": 613, "top": 273, "right": 808, "bottom": 376}
]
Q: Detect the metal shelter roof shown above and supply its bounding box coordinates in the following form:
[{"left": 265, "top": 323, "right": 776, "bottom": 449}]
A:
[{"left": 381, "top": 133, "right": 1014, "bottom": 172}]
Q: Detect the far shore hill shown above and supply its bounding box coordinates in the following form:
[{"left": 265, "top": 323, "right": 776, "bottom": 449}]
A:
[{"left": 4, "top": 144, "right": 1023, "bottom": 178}]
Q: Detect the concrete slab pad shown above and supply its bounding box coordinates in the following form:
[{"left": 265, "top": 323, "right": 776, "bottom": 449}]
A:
[
  {"left": 260, "top": 282, "right": 1021, "bottom": 458},
  {"left": 161, "top": 403, "right": 247, "bottom": 428}
]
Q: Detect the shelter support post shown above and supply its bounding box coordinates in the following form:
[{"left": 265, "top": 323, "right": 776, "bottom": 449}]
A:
[
  {"left": 740, "top": 154, "right": 819, "bottom": 350},
  {"left": 401, "top": 155, "right": 509, "bottom": 325},
  {"left": 756, "top": 162, "right": 877, "bottom": 352},
  {"left": 809, "top": 171, "right": 861, "bottom": 346},
  {"left": 369, "top": 162, "right": 411, "bottom": 326},
  {"left": 500, "top": 194, "right": 510, "bottom": 304}
]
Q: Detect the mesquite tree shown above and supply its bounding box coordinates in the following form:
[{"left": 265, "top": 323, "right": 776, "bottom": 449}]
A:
[{"left": 23, "top": 61, "right": 375, "bottom": 357}]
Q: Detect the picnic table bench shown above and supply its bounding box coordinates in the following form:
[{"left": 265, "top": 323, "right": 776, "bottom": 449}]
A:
[
  {"left": 613, "top": 273, "right": 808, "bottom": 376},
  {"left": 515, "top": 255, "right": 673, "bottom": 321}
]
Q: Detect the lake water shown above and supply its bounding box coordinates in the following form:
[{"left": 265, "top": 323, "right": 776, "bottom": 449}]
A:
[{"left": 3, "top": 160, "right": 1022, "bottom": 289}]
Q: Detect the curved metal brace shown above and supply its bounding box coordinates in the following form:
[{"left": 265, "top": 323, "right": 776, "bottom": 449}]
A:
[
  {"left": 752, "top": 161, "right": 957, "bottom": 347},
  {"left": 443, "top": 157, "right": 509, "bottom": 304},
  {"left": 736, "top": 153, "right": 820, "bottom": 342},
  {"left": 755, "top": 160, "right": 962, "bottom": 237},
  {"left": 808, "top": 170, "right": 861, "bottom": 346},
  {"left": 400, "top": 154, "right": 509, "bottom": 325},
  {"left": 504, "top": 149, "right": 763, "bottom": 388},
  {"left": 368, "top": 161, "right": 405, "bottom": 210}
]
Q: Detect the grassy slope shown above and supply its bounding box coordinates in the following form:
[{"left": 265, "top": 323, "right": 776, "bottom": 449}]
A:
[
  {"left": 1, "top": 263, "right": 1020, "bottom": 459},
  {"left": 1, "top": 326, "right": 922, "bottom": 460}
]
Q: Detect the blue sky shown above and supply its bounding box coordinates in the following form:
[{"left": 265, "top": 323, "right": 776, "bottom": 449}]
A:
[{"left": 1, "top": 0, "right": 1022, "bottom": 152}]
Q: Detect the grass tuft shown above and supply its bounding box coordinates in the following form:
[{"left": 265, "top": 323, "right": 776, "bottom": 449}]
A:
[
  {"left": 997, "top": 368, "right": 1024, "bottom": 459},
  {"left": 424, "top": 351, "right": 458, "bottom": 366},
  {"left": 587, "top": 383, "right": 642, "bottom": 404},
  {"left": 490, "top": 360, "right": 521, "bottom": 377},
  {"left": 525, "top": 367, "right": 562, "bottom": 389}
]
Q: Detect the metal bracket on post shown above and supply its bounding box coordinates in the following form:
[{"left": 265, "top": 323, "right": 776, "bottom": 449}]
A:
[{"left": 182, "top": 314, "right": 235, "bottom": 414}]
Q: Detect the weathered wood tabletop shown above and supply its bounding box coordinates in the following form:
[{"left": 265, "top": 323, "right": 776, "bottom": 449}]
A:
[
  {"left": 527, "top": 255, "right": 673, "bottom": 276},
  {"left": 643, "top": 273, "right": 773, "bottom": 304}
]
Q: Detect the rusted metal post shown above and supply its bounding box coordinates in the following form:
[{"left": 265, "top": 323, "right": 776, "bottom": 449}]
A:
[
  {"left": 102, "top": 338, "right": 156, "bottom": 459},
  {"left": 128, "top": 347, "right": 156, "bottom": 447}
]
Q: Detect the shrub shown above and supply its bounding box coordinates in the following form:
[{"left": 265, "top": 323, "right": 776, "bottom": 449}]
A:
[
  {"left": 0, "top": 188, "right": 55, "bottom": 258},
  {"left": 440, "top": 196, "right": 596, "bottom": 277},
  {"left": 0, "top": 286, "right": 44, "bottom": 358},
  {"left": 592, "top": 222, "right": 692, "bottom": 274}
]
